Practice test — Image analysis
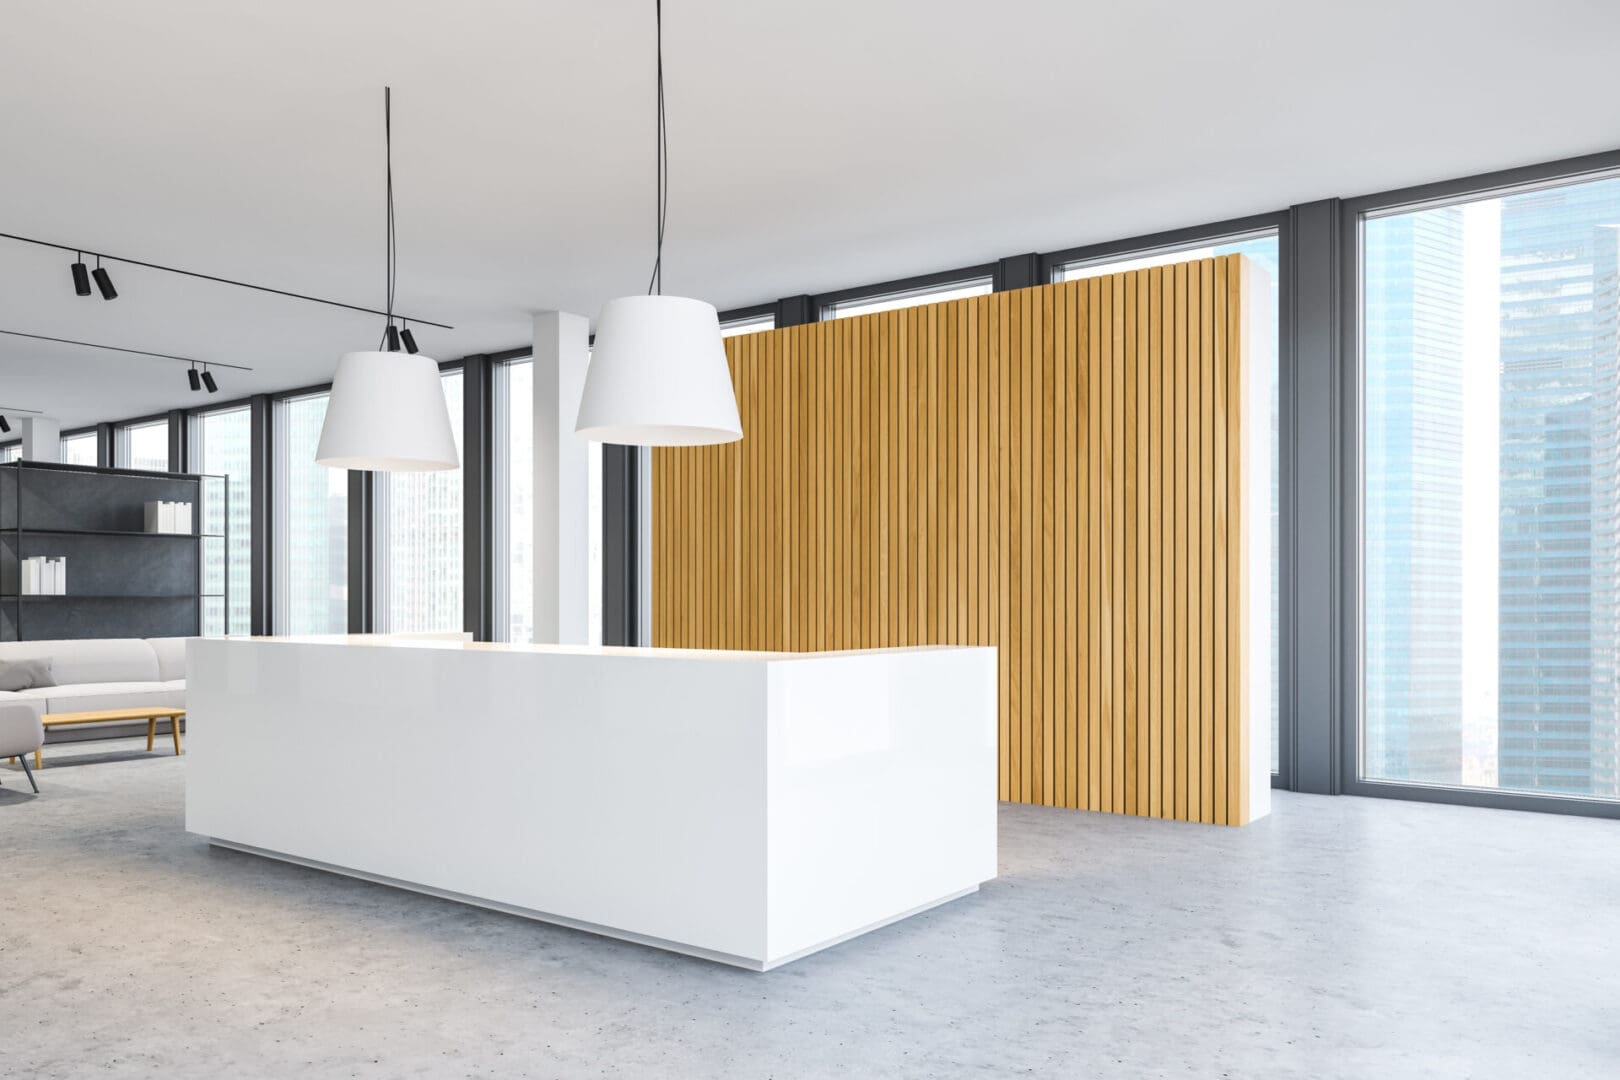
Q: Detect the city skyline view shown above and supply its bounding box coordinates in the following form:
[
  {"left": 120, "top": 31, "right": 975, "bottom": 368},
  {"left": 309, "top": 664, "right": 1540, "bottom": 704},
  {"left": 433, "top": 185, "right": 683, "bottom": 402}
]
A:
[{"left": 1364, "top": 173, "right": 1620, "bottom": 800}]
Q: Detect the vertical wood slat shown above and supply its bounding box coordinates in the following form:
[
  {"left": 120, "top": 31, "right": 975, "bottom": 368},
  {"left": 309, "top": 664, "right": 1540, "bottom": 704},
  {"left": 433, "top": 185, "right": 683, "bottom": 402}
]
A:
[
  {"left": 1049, "top": 283, "right": 1062, "bottom": 806},
  {"left": 1186, "top": 263, "right": 1202, "bottom": 821},
  {"left": 1041, "top": 289, "right": 1055, "bottom": 804},
  {"left": 1174, "top": 263, "right": 1190, "bottom": 820},
  {"left": 651, "top": 259, "right": 1252, "bottom": 823},
  {"left": 1200, "top": 258, "right": 1216, "bottom": 825},
  {"left": 1159, "top": 267, "right": 1176, "bottom": 815},
  {"left": 1099, "top": 278, "right": 1113, "bottom": 812},
  {"left": 1136, "top": 269, "right": 1151, "bottom": 814},
  {"left": 1122, "top": 271, "right": 1138, "bottom": 815},
  {"left": 1087, "top": 277, "right": 1102, "bottom": 810},
  {"left": 1230, "top": 256, "right": 1250, "bottom": 826}
]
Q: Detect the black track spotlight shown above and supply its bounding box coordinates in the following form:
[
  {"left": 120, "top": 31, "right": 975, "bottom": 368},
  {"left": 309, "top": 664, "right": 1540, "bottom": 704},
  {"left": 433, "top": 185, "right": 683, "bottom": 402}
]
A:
[
  {"left": 0, "top": 415, "right": 10, "bottom": 434},
  {"left": 201, "top": 367, "right": 218, "bottom": 394},
  {"left": 400, "top": 324, "right": 418, "bottom": 354},
  {"left": 385, "top": 324, "right": 400, "bottom": 352},
  {"left": 188, "top": 366, "right": 202, "bottom": 392},
  {"left": 71, "top": 252, "right": 91, "bottom": 296},
  {"left": 91, "top": 255, "right": 117, "bottom": 300}
]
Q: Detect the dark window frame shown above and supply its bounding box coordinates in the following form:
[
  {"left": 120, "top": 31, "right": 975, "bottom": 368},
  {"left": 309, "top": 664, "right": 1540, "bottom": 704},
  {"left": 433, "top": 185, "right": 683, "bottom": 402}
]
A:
[{"left": 1337, "top": 148, "right": 1620, "bottom": 819}]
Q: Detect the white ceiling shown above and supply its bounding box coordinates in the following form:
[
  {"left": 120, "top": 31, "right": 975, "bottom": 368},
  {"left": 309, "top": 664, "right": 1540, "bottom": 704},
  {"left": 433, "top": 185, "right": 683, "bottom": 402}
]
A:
[{"left": 3, "top": 0, "right": 1619, "bottom": 428}]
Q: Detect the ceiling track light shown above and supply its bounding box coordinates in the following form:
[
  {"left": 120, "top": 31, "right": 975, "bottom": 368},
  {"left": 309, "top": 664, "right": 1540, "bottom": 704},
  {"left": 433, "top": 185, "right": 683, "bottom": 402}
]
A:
[
  {"left": 71, "top": 251, "right": 91, "bottom": 296},
  {"left": 91, "top": 255, "right": 117, "bottom": 300},
  {"left": 4, "top": 231, "right": 453, "bottom": 328},
  {"left": 400, "top": 323, "right": 418, "bottom": 354},
  {"left": 0, "top": 403, "right": 42, "bottom": 437},
  {"left": 385, "top": 324, "right": 400, "bottom": 352},
  {"left": 0, "top": 331, "right": 250, "bottom": 395}
]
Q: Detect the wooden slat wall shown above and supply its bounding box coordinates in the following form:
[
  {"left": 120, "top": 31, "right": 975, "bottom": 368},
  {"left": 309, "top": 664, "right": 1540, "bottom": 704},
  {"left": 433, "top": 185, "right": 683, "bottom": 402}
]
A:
[{"left": 653, "top": 256, "right": 1253, "bottom": 823}]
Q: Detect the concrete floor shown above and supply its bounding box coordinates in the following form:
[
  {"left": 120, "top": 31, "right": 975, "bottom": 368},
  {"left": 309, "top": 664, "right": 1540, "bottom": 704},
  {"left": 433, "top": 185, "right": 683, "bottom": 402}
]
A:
[{"left": 2, "top": 739, "right": 1617, "bottom": 1079}]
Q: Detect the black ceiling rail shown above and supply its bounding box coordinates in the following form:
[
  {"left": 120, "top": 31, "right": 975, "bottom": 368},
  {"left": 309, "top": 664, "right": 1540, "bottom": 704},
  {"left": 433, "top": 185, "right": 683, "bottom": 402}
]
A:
[
  {"left": 0, "top": 328, "right": 253, "bottom": 372},
  {"left": 0, "top": 231, "right": 454, "bottom": 330}
]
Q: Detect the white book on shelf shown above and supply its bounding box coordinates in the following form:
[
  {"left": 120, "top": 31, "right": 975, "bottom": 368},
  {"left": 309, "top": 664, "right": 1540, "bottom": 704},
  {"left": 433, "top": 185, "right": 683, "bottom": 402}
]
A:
[
  {"left": 54, "top": 557, "right": 66, "bottom": 596},
  {"left": 21, "top": 557, "right": 37, "bottom": 596},
  {"left": 145, "top": 501, "right": 164, "bottom": 533},
  {"left": 177, "top": 502, "right": 193, "bottom": 534}
]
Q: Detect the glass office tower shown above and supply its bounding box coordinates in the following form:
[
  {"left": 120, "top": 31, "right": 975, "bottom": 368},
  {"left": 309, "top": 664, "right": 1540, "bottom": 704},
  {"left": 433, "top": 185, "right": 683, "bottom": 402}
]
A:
[
  {"left": 1364, "top": 209, "right": 1467, "bottom": 785},
  {"left": 274, "top": 393, "right": 349, "bottom": 635},
  {"left": 1496, "top": 179, "right": 1620, "bottom": 797}
]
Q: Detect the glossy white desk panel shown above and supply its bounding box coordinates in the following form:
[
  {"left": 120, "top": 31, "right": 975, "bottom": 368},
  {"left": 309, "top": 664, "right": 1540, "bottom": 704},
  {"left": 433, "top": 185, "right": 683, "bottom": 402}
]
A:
[{"left": 185, "top": 636, "right": 997, "bottom": 970}]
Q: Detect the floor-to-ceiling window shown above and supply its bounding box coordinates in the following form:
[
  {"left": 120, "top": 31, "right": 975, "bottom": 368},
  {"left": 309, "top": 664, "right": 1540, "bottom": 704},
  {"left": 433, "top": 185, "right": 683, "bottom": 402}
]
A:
[
  {"left": 374, "top": 367, "right": 464, "bottom": 633},
  {"left": 1056, "top": 232, "right": 1283, "bottom": 774},
  {"left": 116, "top": 417, "right": 169, "bottom": 471},
  {"left": 822, "top": 276, "right": 993, "bottom": 320},
  {"left": 0, "top": 432, "right": 97, "bottom": 466},
  {"left": 494, "top": 358, "right": 534, "bottom": 642},
  {"left": 60, "top": 430, "right": 98, "bottom": 466},
  {"left": 493, "top": 356, "right": 603, "bottom": 644},
  {"left": 190, "top": 405, "right": 252, "bottom": 636},
  {"left": 720, "top": 312, "right": 776, "bottom": 336},
  {"left": 1360, "top": 170, "right": 1620, "bottom": 803},
  {"left": 273, "top": 391, "right": 347, "bottom": 634}
]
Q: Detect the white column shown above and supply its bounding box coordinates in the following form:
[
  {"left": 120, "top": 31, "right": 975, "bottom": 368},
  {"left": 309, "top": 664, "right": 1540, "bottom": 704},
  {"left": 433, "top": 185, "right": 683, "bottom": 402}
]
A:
[
  {"left": 533, "top": 311, "right": 592, "bottom": 645},
  {"left": 21, "top": 417, "right": 60, "bottom": 462}
]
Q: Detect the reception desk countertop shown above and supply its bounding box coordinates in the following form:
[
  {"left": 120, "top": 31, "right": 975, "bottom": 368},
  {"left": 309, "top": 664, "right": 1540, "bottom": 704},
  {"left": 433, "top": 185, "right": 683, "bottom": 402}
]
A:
[{"left": 185, "top": 634, "right": 998, "bottom": 970}]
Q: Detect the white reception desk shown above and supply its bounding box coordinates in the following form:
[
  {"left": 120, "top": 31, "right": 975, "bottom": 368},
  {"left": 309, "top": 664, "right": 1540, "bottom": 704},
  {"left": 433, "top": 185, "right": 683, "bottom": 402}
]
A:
[{"left": 185, "top": 635, "right": 998, "bottom": 970}]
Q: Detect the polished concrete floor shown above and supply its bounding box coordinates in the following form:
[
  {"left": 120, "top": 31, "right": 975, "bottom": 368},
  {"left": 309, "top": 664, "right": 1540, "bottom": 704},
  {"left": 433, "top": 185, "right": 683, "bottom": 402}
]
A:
[{"left": 2, "top": 738, "right": 1617, "bottom": 1079}]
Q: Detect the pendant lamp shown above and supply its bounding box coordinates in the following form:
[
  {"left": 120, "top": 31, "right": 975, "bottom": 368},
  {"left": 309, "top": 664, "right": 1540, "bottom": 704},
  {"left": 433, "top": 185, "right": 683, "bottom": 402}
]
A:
[
  {"left": 574, "top": 0, "right": 741, "bottom": 447},
  {"left": 317, "top": 88, "right": 458, "bottom": 471}
]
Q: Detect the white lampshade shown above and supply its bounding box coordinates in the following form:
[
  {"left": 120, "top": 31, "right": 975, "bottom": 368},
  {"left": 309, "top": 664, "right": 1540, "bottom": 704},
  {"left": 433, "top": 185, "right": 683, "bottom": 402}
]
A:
[
  {"left": 315, "top": 350, "right": 459, "bottom": 471},
  {"left": 574, "top": 295, "right": 742, "bottom": 446}
]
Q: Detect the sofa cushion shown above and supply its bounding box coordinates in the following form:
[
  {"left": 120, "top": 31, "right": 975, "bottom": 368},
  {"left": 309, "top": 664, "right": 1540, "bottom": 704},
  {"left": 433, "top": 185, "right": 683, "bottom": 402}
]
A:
[
  {"left": 0, "top": 657, "right": 54, "bottom": 691},
  {"left": 148, "top": 638, "right": 188, "bottom": 682},
  {"left": 0, "top": 639, "right": 160, "bottom": 686},
  {"left": 18, "top": 681, "right": 185, "bottom": 715}
]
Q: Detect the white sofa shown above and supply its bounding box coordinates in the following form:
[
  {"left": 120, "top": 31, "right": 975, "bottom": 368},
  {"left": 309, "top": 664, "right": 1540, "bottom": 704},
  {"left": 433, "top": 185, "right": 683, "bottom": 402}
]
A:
[{"left": 0, "top": 638, "right": 187, "bottom": 733}]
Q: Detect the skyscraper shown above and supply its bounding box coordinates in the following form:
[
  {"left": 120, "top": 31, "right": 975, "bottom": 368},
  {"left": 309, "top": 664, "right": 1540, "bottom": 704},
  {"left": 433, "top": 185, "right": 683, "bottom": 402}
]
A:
[
  {"left": 376, "top": 370, "right": 465, "bottom": 634},
  {"left": 1363, "top": 209, "right": 1467, "bottom": 785},
  {"left": 277, "top": 393, "right": 349, "bottom": 635},
  {"left": 1497, "top": 179, "right": 1620, "bottom": 798}
]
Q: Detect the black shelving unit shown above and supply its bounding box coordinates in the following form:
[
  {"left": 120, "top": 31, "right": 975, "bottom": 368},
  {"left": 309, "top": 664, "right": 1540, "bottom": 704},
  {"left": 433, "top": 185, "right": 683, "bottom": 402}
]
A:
[{"left": 0, "top": 460, "right": 228, "bottom": 641}]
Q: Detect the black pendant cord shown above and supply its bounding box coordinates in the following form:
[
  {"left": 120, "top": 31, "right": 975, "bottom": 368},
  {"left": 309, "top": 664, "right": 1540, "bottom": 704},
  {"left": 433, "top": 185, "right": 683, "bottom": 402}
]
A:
[
  {"left": 379, "top": 86, "right": 400, "bottom": 351},
  {"left": 645, "top": 0, "right": 668, "bottom": 297}
]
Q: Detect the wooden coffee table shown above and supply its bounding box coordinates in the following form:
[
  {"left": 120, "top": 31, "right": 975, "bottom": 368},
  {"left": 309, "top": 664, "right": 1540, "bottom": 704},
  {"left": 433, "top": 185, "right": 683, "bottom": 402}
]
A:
[{"left": 24, "top": 706, "right": 186, "bottom": 769}]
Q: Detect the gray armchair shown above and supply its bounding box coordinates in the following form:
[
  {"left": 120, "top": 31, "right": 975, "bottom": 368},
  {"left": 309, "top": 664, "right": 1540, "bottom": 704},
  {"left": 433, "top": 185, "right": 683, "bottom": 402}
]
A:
[{"left": 0, "top": 703, "right": 41, "bottom": 793}]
